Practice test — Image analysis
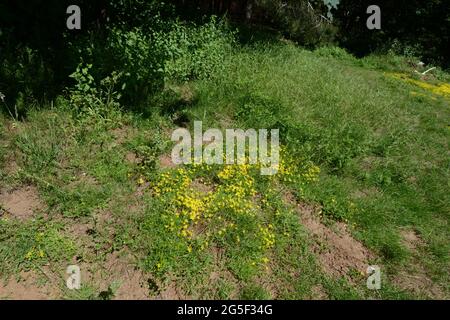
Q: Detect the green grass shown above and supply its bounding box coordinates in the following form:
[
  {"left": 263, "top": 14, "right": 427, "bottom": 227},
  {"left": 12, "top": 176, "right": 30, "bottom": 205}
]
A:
[
  {"left": 0, "top": 217, "right": 76, "bottom": 277},
  {"left": 182, "top": 42, "right": 450, "bottom": 297},
  {"left": 0, "top": 41, "right": 448, "bottom": 299}
]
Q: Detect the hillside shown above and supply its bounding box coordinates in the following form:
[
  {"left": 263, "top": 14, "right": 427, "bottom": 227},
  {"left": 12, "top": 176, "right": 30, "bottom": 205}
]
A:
[{"left": 1, "top": 39, "right": 449, "bottom": 300}]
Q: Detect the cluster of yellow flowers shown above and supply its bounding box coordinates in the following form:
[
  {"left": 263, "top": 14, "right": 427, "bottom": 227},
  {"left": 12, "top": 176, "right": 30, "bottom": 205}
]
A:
[
  {"left": 25, "top": 247, "right": 45, "bottom": 260},
  {"left": 388, "top": 72, "right": 450, "bottom": 99},
  {"left": 278, "top": 148, "right": 295, "bottom": 180},
  {"left": 302, "top": 165, "right": 320, "bottom": 182},
  {"left": 259, "top": 224, "right": 276, "bottom": 249},
  {"left": 176, "top": 192, "right": 207, "bottom": 222},
  {"left": 214, "top": 164, "right": 257, "bottom": 216},
  {"left": 153, "top": 168, "right": 191, "bottom": 196},
  {"left": 155, "top": 168, "right": 208, "bottom": 240},
  {"left": 25, "top": 232, "right": 46, "bottom": 261},
  {"left": 150, "top": 147, "right": 321, "bottom": 260},
  {"left": 152, "top": 163, "right": 260, "bottom": 253},
  {"left": 152, "top": 165, "right": 256, "bottom": 238},
  {"left": 278, "top": 148, "right": 320, "bottom": 184}
]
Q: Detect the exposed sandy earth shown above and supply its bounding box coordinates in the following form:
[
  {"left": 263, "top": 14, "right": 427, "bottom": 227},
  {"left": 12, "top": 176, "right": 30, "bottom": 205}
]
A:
[{"left": 0, "top": 185, "right": 44, "bottom": 220}]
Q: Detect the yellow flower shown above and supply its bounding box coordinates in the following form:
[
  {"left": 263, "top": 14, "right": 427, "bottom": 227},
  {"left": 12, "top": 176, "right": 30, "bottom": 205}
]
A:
[{"left": 25, "top": 248, "right": 34, "bottom": 260}]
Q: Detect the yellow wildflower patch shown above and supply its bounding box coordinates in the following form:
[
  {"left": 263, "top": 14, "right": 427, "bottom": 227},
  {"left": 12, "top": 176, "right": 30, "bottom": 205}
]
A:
[
  {"left": 387, "top": 72, "right": 450, "bottom": 98},
  {"left": 149, "top": 146, "right": 321, "bottom": 275}
]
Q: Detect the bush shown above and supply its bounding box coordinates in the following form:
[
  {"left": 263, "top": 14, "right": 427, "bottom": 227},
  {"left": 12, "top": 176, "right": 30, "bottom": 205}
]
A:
[
  {"left": 158, "top": 17, "right": 237, "bottom": 82},
  {"left": 65, "top": 17, "right": 235, "bottom": 110},
  {"left": 0, "top": 0, "right": 174, "bottom": 114},
  {"left": 108, "top": 28, "right": 166, "bottom": 102},
  {"left": 68, "top": 63, "right": 123, "bottom": 126},
  {"left": 314, "top": 46, "right": 357, "bottom": 62},
  {"left": 64, "top": 27, "right": 166, "bottom": 109}
]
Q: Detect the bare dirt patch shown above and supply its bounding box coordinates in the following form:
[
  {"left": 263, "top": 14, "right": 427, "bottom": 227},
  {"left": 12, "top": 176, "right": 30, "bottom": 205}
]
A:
[
  {"left": 125, "top": 152, "right": 142, "bottom": 165},
  {"left": 300, "top": 204, "right": 373, "bottom": 279},
  {"left": 65, "top": 220, "right": 92, "bottom": 239},
  {"left": 110, "top": 126, "right": 135, "bottom": 146},
  {"left": 0, "top": 270, "right": 60, "bottom": 300},
  {"left": 159, "top": 154, "right": 177, "bottom": 169},
  {"left": 284, "top": 192, "right": 374, "bottom": 280},
  {"left": 310, "top": 284, "right": 328, "bottom": 300},
  {"left": 191, "top": 178, "right": 214, "bottom": 194},
  {"left": 400, "top": 229, "right": 424, "bottom": 251},
  {"left": 82, "top": 251, "right": 151, "bottom": 300},
  {"left": 155, "top": 281, "right": 188, "bottom": 300},
  {"left": 393, "top": 265, "right": 446, "bottom": 299},
  {"left": 394, "top": 228, "right": 446, "bottom": 299},
  {"left": 0, "top": 185, "right": 44, "bottom": 220},
  {"left": 106, "top": 253, "right": 149, "bottom": 300}
]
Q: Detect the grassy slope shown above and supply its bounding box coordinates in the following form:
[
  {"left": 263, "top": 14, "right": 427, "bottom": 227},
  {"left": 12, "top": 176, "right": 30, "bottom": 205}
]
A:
[
  {"left": 191, "top": 43, "right": 449, "bottom": 293},
  {"left": 0, "top": 42, "right": 448, "bottom": 299}
]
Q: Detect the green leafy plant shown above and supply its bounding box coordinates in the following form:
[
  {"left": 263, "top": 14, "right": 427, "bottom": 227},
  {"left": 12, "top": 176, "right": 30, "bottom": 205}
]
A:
[
  {"left": 68, "top": 63, "right": 123, "bottom": 126},
  {"left": 159, "top": 17, "right": 237, "bottom": 82},
  {"left": 107, "top": 27, "right": 166, "bottom": 104}
]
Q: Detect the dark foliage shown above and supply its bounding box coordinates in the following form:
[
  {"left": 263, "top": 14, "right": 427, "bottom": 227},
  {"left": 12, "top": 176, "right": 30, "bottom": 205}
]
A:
[{"left": 333, "top": 0, "right": 450, "bottom": 67}]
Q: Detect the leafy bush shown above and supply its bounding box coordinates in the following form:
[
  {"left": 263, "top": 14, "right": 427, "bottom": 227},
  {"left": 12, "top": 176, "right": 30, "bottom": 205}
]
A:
[
  {"left": 68, "top": 63, "right": 123, "bottom": 125},
  {"left": 107, "top": 28, "right": 166, "bottom": 104},
  {"left": 158, "top": 17, "right": 237, "bottom": 82},
  {"left": 66, "top": 17, "right": 235, "bottom": 109},
  {"left": 314, "top": 46, "right": 357, "bottom": 62},
  {"left": 0, "top": 0, "right": 173, "bottom": 113}
]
